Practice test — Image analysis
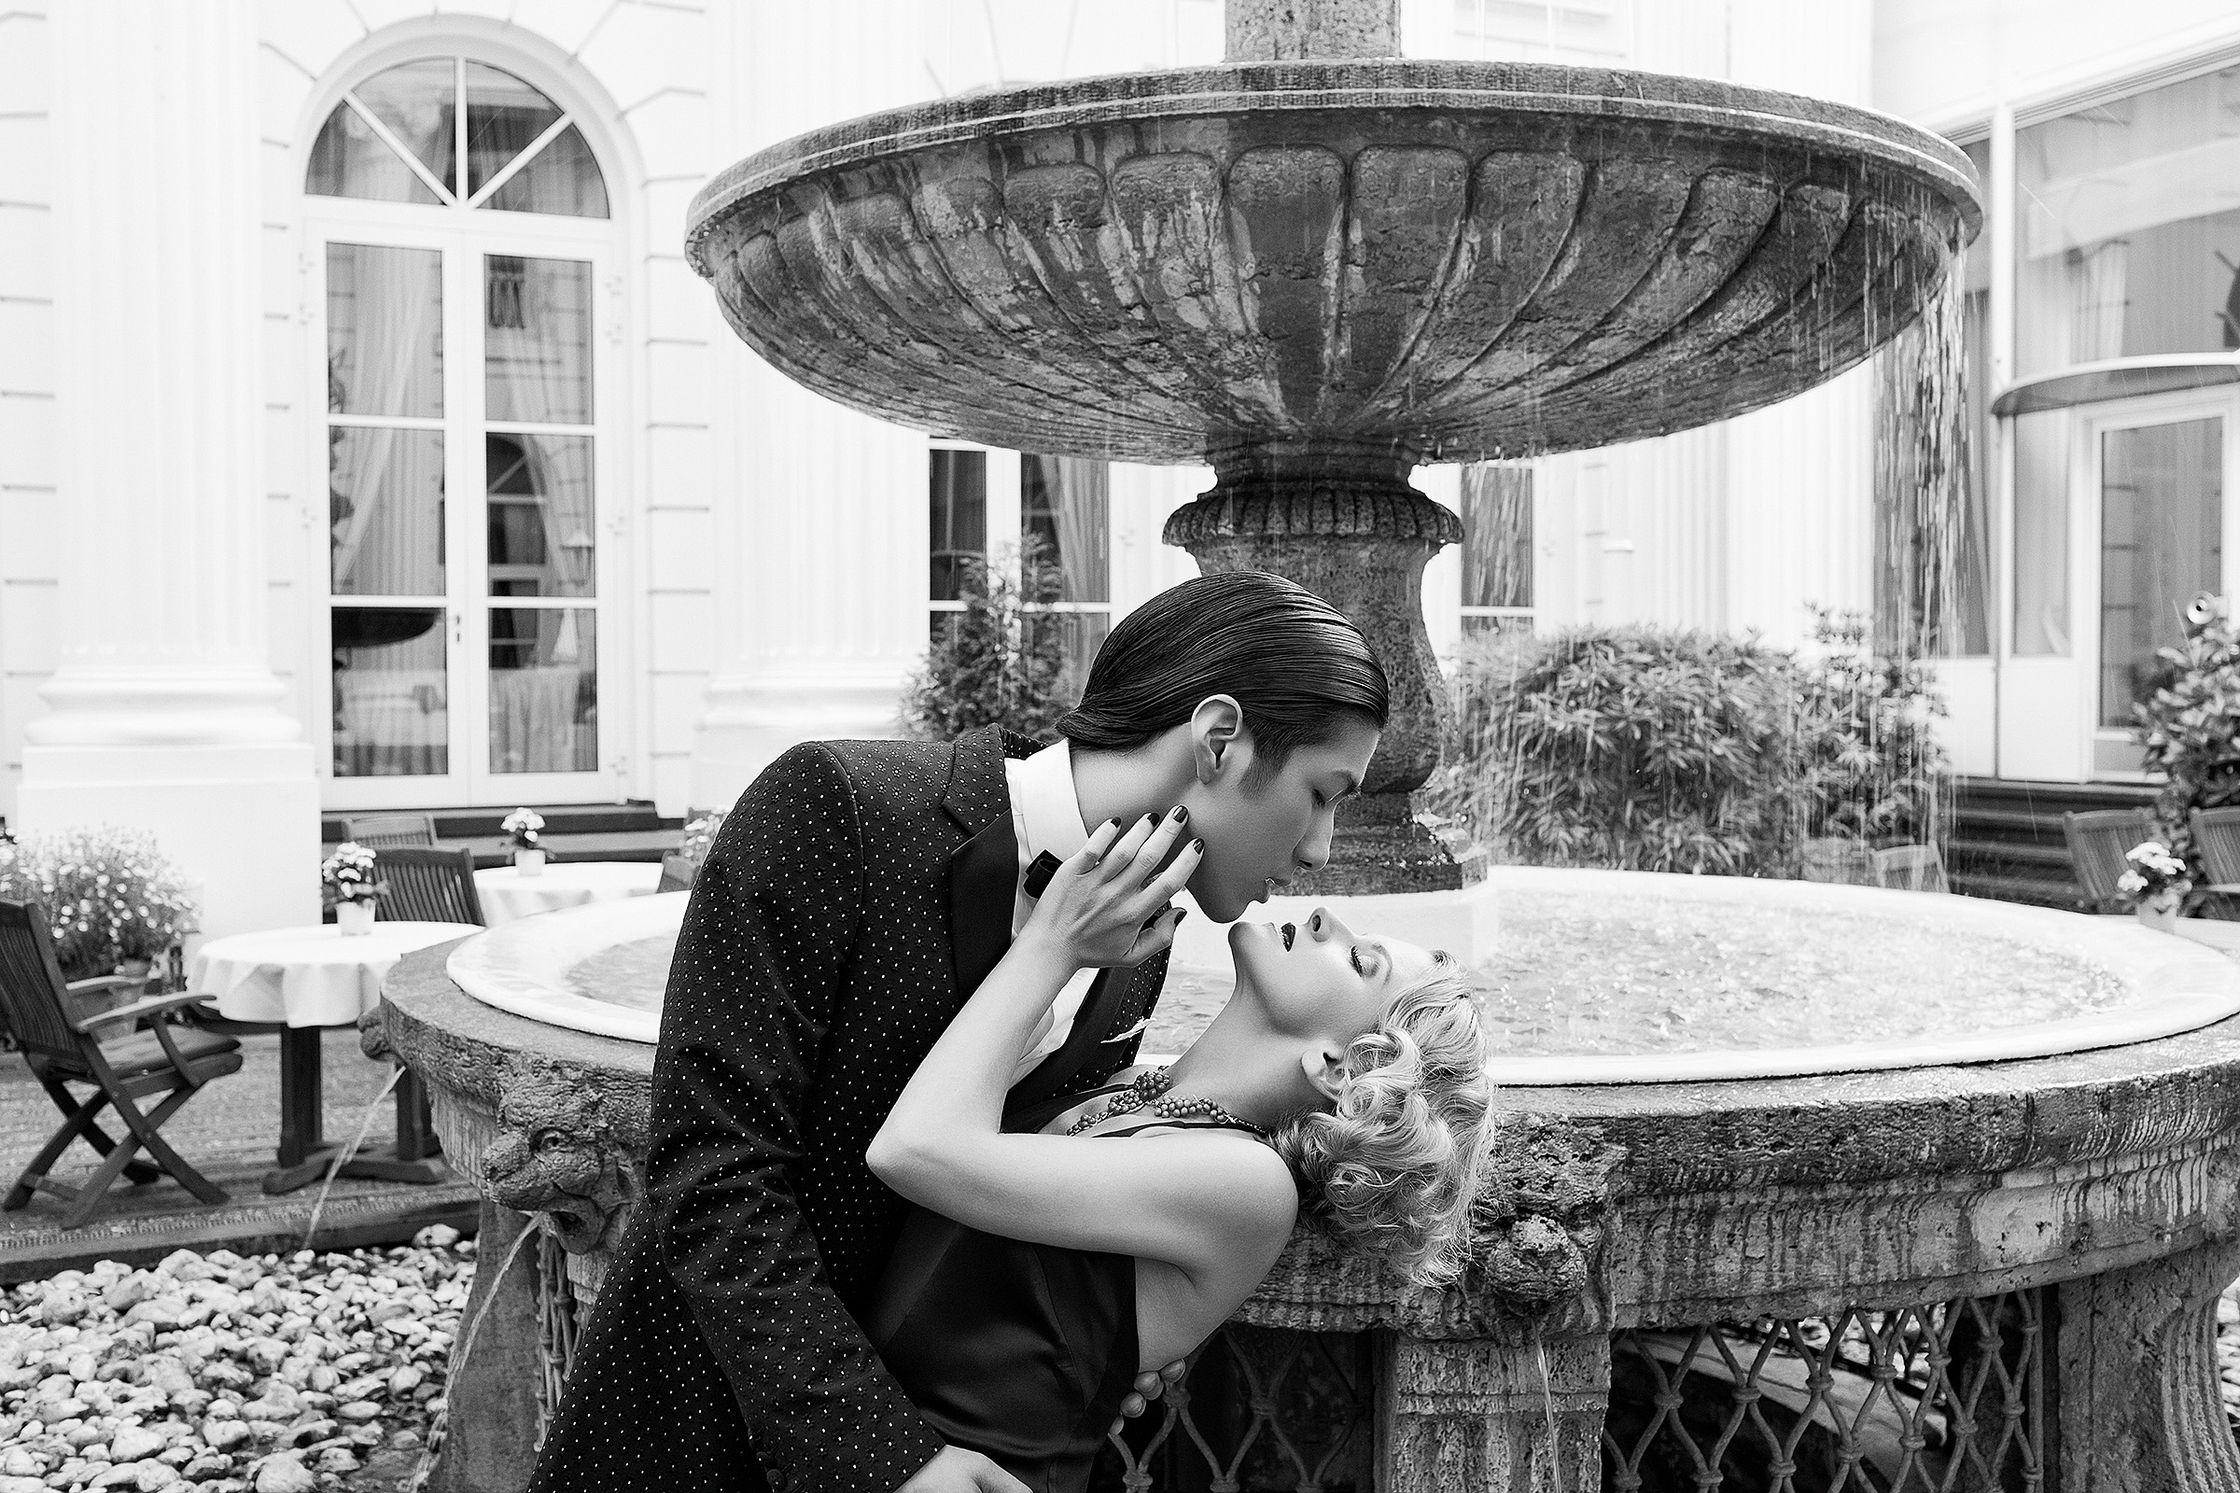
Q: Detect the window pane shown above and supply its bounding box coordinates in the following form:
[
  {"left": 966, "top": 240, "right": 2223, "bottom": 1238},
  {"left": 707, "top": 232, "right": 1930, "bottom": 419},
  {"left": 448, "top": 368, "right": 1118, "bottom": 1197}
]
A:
[
  {"left": 2016, "top": 66, "right": 2240, "bottom": 376},
  {"left": 930, "top": 450, "right": 988, "bottom": 600},
  {"left": 2012, "top": 411, "right": 2071, "bottom": 656},
  {"left": 465, "top": 62, "right": 562, "bottom": 197},
  {"left": 1029, "top": 611, "right": 1109, "bottom": 707},
  {"left": 330, "top": 428, "right": 445, "bottom": 596},
  {"left": 1460, "top": 463, "right": 1533, "bottom": 608},
  {"left": 487, "top": 433, "right": 595, "bottom": 597},
  {"left": 328, "top": 243, "right": 444, "bottom": 418},
  {"left": 486, "top": 255, "right": 593, "bottom": 424},
  {"left": 306, "top": 104, "right": 442, "bottom": 205},
  {"left": 1952, "top": 140, "right": 1995, "bottom": 658},
  {"left": 332, "top": 607, "right": 447, "bottom": 777},
  {"left": 351, "top": 59, "right": 458, "bottom": 198},
  {"left": 2099, "top": 418, "right": 2222, "bottom": 727},
  {"left": 485, "top": 125, "right": 611, "bottom": 219},
  {"left": 489, "top": 609, "right": 597, "bottom": 773},
  {"left": 1021, "top": 456, "right": 1109, "bottom": 602}
]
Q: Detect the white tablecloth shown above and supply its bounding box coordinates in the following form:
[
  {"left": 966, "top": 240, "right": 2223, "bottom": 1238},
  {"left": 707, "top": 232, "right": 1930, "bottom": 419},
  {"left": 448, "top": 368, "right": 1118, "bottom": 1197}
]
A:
[
  {"left": 189, "top": 922, "right": 480, "bottom": 1028},
  {"left": 474, "top": 861, "right": 664, "bottom": 926}
]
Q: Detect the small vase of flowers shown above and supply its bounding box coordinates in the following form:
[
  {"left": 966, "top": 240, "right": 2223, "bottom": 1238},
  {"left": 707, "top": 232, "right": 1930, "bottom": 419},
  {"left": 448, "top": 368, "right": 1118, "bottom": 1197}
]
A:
[
  {"left": 321, "top": 842, "right": 385, "bottom": 935},
  {"left": 2118, "top": 840, "right": 2191, "bottom": 932},
  {"left": 504, "top": 808, "right": 547, "bottom": 875}
]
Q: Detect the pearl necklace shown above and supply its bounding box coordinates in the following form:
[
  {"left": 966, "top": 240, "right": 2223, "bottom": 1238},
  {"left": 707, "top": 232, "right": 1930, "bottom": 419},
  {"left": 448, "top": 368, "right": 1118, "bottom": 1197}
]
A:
[{"left": 1064, "top": 1066, "right": 1268, "bottom": 1139}]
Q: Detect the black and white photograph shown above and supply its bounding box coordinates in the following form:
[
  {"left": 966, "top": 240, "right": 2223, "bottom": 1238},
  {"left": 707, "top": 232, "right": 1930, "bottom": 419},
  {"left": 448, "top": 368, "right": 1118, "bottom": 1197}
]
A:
[{"left": 3, "top": 1, "right": 2240, "bottom": 1490}]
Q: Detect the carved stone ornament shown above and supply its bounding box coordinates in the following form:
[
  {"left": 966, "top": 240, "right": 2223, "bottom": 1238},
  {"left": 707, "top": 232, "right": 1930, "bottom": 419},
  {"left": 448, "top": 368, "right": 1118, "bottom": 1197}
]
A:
[{"left": 481, "top": 1077, "right": 639, "bottom": 1255}]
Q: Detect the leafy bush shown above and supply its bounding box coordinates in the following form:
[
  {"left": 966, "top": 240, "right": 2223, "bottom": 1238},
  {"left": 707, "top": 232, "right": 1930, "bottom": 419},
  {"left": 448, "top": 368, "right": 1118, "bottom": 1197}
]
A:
[
  {"left": 2132, "top": 597, "right": 2240, "bottom": 878},
  {"left": 0, "top": 826, "right": 200, "bottom": 978},
  {"left": 1429, "top": 615, "right": 1948, "bottom": 877},
  {"left": 901, "top": 540, "right": 1074, "bottom": 743}
]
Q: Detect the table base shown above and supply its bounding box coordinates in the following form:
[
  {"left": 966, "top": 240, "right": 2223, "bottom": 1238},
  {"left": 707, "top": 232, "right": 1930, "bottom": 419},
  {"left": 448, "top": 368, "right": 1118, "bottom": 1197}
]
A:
[{"left": 266, "top": 1028, "right": 449, "bottom": 1196}]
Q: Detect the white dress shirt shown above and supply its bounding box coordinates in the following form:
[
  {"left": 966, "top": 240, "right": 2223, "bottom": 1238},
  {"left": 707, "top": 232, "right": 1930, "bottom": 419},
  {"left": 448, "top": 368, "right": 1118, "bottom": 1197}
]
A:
[{"left": 1004, "top": 739, "right": 1100, "bottom": 1081}]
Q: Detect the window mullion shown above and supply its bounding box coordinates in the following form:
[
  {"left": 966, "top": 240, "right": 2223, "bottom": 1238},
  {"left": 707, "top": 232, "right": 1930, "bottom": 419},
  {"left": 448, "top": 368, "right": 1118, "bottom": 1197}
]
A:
[
  {"left": 344, "top": 95, "right": 456, "bottom": 206},
  {"left": 467, "top": 113, "right": 575, "bottom": 210}
]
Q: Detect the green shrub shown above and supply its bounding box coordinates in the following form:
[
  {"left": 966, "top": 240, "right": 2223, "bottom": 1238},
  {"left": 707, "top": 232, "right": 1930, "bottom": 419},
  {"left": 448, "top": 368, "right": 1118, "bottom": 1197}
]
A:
[
  {"left": 901, "top": 540, "right": 1073, "bottom": 743},
  {"left": 1430, "top": 615, "right": 1948, "bottom": 877},
  {"left": 2132, "top": 599, "right": 2240, "bottom": 879}
]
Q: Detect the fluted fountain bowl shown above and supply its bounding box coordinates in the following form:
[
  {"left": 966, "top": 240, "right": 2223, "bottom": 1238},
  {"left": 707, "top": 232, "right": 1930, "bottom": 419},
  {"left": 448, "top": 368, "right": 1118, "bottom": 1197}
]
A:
[{"left": 685, "top": 60, "right": 1981, "bottom": 464}]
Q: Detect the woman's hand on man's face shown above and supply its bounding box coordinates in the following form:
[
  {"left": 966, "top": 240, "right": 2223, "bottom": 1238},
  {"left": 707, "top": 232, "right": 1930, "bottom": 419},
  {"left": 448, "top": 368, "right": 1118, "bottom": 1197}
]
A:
[{"left": 1021, "top": 809, "right": 1200, "bottom": 969}]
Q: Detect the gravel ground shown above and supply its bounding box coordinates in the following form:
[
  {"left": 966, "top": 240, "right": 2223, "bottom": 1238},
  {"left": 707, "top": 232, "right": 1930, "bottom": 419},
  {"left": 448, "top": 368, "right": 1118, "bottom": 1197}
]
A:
[{"left": 0, "top": 1229, "right": 471, "bottom": 1492}]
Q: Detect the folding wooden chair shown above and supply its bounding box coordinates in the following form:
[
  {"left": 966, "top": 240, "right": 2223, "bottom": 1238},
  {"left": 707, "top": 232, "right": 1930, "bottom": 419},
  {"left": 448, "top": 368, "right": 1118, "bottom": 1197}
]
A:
[
  {"left": 341, "top": 813, "right": 438, "bottom": 849},
  {"left": 2187, "top": 807, "right": 2240, "bottom": 914},
  {"left": 372, "top": 845, "right": 487, "bottom": 926},
  {"left": 2062, "top": 808, "right": 2160, "bottom": 913},
  {"left": 0, "top": 899, "right": 243, "bottom": 1228},
  {"left": 1870, "top": 843, "right": 1950, "bottom": 894}
]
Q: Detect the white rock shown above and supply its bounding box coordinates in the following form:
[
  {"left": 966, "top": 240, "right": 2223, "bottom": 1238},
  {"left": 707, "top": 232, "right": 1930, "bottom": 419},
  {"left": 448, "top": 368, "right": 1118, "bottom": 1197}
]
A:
[
  {"left": 180, "top": 1454, "right": 230, "bottom": 1482},
  {"left": 387, "top": 1365, "right": 422, "bottom": 1396},
  {"left": 102, "top": 1278, "right": 151, "bottom": 1314},
  {"left": 110, "top": 1427, "right": 168, "bottom": 1463},
  {"left": 201, "top": 1421, "right": 251, "bottom": 1453},
  {"left": 37, "top": 1291, "right": 87, "bottom": 1328},
  {"left": 201, "top": 1401, "right": 238, "bottom": 1421},
  {"left": 251, "top": 1452, "right": 315, "bottom": 1493},
  {"left": 412, "top": 1225, "right": 459, "bottom": 1249},
  {"left": 312, "top": 1447, "right": 358, "bottom": 1476},
  {"left": 0, "top": 1452, "right": 37, "bottom": 1478},
  {"left": 335, "top": 1402, "right": 380, "bottom": 1423},
  {"left": 0, "top": 1478, "right": 44, "bottom": 1493}
]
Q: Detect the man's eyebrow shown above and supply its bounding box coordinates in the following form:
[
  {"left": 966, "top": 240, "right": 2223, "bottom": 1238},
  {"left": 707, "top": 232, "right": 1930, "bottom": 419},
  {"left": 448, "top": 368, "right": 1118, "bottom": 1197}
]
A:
[{"left": 1336, "top": 774, "right": 1362, "bottom": 799}]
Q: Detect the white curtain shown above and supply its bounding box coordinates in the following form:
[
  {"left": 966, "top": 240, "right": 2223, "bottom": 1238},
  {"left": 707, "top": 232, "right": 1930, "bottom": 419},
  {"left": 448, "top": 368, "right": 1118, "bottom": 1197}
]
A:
[{"left": 2068, "top": 240, "right": 2130, "bottom": 364}]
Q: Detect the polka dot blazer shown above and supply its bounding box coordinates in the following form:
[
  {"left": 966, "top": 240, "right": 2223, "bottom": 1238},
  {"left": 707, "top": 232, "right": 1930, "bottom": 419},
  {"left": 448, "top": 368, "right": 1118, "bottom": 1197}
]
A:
[{"left": 529, "top": 726, "right": 1170, "bottom": 1493}]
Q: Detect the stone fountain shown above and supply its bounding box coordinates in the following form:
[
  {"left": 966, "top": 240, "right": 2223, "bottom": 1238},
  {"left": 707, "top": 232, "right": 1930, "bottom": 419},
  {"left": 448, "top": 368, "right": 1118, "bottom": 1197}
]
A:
[
  {"left": 681, "top": 0, "right": 1978, "bottom": 891},
  {"left": 377, "top": 3, "right": 2240, "bottom": 1489}
]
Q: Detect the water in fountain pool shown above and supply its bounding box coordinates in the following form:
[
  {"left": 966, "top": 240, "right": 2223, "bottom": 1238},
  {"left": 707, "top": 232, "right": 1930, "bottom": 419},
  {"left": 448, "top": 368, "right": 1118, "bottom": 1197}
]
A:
[
  {"left": 564, "top": 934, "right": 676, "bottom": 1013},
  {"left": 1147, "top": 889, "right": 2124, "bottom": 1060}
]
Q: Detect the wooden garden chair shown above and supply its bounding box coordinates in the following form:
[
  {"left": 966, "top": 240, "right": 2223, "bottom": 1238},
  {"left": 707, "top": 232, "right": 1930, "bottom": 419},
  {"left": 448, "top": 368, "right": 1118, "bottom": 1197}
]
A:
[
  {"left": 341, "top": 813, "right": 438, "bottom": 849},
  {"left": 0, "top": 899, "right": 243, "bottom": 1228},
  {"left": 2187, "top": 807, "right": 2240, "bottom": 914},
  {"left": 656, "top": 851, "right": 697, "bottom": 895},
  {"left": 372, "top": 845, "right": 487, "bottom": 926},
  {"left": 2062, "top": 808, "right": 2160, "bottom": 913},
  {"left": 1870, "top": 843, "right": 1950, "bottom": 894}
]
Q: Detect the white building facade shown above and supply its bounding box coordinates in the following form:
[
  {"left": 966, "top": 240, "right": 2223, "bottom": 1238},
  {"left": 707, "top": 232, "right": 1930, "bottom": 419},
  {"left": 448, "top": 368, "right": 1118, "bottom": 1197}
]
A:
[{"left": 0, "top": 0, "right": 2231, "bottom": 933}]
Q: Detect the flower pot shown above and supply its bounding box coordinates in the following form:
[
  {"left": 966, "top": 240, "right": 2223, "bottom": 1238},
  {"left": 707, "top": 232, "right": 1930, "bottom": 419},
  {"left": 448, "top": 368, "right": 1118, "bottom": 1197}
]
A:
[
  {"left": 337, "top": 898, "right": 378, "bottom": 936},
  {"left": 113, "top": 957, "right": 153, "bottom": 991},
  {"left": 2135, "top": 897, "right": 2182, "bottom": 934},
  {"left": 515, "top": 847, "right": 546, "bottom": 876}
]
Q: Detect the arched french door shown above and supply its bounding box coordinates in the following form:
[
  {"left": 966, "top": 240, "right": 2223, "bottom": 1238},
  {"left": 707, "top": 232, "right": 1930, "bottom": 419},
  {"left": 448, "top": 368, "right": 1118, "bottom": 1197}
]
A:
[{"left": 304, "top": 56, "right": 625, "bottom": 807}]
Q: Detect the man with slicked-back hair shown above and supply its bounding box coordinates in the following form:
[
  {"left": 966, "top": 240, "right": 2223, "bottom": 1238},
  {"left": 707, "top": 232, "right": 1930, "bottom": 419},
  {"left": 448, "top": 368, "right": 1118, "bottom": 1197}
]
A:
[{"left": 531, "top": 572, "right": 1389, "bottom": 1493}]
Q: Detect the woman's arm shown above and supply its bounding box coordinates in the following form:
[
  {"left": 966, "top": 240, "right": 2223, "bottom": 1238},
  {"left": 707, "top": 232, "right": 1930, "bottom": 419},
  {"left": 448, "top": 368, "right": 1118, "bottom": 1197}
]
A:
[{"left": 867, "top": 814, "right": 1298, "bottom": 1277}]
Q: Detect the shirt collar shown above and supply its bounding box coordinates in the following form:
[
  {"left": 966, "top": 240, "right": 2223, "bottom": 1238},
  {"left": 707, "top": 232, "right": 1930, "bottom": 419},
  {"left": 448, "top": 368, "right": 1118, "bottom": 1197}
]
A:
[{"left": 1012, "top": 738, "right": 1089, "bottom": 866}]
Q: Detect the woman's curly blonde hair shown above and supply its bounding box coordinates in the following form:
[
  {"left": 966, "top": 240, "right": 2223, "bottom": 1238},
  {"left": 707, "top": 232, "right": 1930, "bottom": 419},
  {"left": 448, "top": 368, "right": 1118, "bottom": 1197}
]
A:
[{"left": 1271, "top": 957, "right": 1492, "bottom": 1287}]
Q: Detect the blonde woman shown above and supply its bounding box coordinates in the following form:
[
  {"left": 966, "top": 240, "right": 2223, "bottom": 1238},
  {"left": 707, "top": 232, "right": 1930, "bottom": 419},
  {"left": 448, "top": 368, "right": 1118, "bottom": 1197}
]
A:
[{"left": 868, "top": 810, "right": 1492, "bottom": 1493}]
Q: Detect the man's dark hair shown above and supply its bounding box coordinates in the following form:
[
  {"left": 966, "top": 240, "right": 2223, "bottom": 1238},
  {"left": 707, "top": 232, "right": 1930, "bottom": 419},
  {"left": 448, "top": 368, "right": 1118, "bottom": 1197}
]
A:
[{"left": 1057, "top": 571, "right": 1389, "bottom": 782}]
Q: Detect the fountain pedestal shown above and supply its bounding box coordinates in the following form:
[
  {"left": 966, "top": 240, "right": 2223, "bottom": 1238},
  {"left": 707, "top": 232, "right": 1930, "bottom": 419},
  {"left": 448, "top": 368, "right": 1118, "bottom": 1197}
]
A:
[{"left": 1169, "top": 444, "right": 1470, "bottom": 890}]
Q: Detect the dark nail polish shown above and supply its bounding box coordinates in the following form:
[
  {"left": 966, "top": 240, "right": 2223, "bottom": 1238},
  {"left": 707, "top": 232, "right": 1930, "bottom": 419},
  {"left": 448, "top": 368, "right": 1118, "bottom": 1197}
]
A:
[
  {"left": 1169, "top": 804, "right": 1189, "bottom": 823},
  {"left": 1190, "top": 838, "right": 1204, "bottom": 853}
]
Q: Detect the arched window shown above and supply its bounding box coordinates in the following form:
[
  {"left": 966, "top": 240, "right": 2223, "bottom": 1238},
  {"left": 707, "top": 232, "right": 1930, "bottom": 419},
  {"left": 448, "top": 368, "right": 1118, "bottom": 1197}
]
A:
[
  {"left": 307, "top": 58, "right": 608, "bottom": 216},
  {"left": 306, "top": 56, "right": 622, "bottom": 807}
]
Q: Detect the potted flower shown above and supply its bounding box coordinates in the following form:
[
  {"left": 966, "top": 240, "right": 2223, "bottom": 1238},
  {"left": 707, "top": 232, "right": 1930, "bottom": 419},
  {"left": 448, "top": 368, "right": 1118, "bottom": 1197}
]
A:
[
  {"left": 503, "top": 808, "right": 547, "bottom": 876},
  {"left": 0, "top": 826, "right": 200, "bottom": 987},
  {"left": 2118, "top": 840, "right": 2191, "bottom": 932},
  {"left": 321, "top": 842, "right": 385, "bottom": 935}
]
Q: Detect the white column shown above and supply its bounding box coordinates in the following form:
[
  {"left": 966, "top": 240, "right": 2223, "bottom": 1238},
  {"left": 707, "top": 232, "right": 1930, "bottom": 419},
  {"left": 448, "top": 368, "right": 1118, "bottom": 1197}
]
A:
[
  {"left": 689, "top": 0, "right": 935, "bottom": 808},
  {"left": 18, "top": 0, "right": 319, "bottom": 937}
]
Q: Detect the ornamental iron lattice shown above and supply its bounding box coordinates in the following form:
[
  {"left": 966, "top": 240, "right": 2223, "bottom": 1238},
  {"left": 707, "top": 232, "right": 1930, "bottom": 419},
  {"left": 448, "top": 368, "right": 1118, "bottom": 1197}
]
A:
[
  {"left": 1097, "top": 1325, "right": 1373, "bottom": 1493},
  {"left": 1604, "top": 1292, "right": 2047, "bottom": 1493},
  {"left": 534, "top": 1226, "right": 585, "bottom": 1450}
]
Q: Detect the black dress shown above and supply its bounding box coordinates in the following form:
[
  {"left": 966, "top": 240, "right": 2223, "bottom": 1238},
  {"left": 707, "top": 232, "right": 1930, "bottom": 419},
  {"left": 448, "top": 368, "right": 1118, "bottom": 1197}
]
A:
[{"left": 869, "top": 1105, "right": 1266, "bottom": 1493}]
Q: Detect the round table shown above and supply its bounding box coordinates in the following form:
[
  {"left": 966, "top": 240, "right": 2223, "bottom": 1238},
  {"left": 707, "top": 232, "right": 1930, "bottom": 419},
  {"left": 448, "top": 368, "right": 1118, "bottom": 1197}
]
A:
[
  {"left": 473, "top": 862, "right": 664, "bottom": 926},
  {"left": 189, "top": 921, "right": 479, "bottom": 1193}
]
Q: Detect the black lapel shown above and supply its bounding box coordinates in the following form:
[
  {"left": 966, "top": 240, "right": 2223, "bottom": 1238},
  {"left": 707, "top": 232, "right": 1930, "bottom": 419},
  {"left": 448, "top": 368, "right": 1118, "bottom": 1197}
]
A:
[{"left": 942, "top": 725, "right": 1041, "bottom": 1002}]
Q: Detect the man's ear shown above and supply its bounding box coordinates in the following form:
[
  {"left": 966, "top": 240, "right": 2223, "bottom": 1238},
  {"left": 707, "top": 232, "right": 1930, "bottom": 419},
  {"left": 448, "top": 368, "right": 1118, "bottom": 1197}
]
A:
[
  {"left": 1191, "top": 695, "right": 1246, "bottom": 785},
  {"left": 1300, "top": 1044, "right": 1348, "bottom": 1103}
]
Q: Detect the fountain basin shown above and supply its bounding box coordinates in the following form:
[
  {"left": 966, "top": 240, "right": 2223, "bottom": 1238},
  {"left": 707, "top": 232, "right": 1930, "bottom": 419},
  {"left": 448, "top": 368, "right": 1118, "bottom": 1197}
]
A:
[
  {"left": 445, "top": 870, "right": 2240, "bottom": 1086},
  {"left": 686, "top": 60, "right": 1980, "bottom": 465}
]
